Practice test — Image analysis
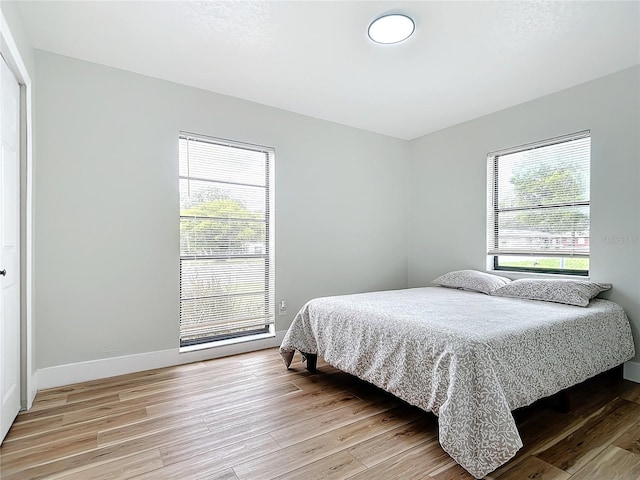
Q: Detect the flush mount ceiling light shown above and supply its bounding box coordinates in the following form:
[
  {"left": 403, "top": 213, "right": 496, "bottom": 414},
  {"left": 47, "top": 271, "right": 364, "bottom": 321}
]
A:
[{"left": 368, "top": 14, "right": 415, "bottom": 44}]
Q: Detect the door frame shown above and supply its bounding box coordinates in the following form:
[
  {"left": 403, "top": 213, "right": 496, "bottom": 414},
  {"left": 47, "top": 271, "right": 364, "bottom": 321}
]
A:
[{"left": 1, "top": 11, "right": 35, "bottom": 409}]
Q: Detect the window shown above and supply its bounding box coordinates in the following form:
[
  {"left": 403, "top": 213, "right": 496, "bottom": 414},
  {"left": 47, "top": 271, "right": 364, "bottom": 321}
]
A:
[
  {"left": 179, "top": 133, "right": 275, "bottom": 348},
  {"left": 487, "top": 131, "right": 590, "bottom": 276}
]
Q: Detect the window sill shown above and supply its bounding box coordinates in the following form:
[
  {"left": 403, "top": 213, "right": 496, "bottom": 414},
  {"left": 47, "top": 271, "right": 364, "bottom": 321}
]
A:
[
  {"left": 179, "top": 330, "right": 276, "bottom": 354},
  {"left": 487, "top": 269, "right": 590, "bottom": 281}
]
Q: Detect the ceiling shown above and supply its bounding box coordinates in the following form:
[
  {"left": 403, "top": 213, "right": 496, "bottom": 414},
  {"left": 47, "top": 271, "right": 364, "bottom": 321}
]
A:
[{"left": 14, "top": 1, "right": 640, "bottom": 140}]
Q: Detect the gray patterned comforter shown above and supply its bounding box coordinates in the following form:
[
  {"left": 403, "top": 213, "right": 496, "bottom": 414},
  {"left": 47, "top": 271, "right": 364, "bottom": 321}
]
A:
[{"left": 279, "top": 287, "right": 635, "bottom": 478}]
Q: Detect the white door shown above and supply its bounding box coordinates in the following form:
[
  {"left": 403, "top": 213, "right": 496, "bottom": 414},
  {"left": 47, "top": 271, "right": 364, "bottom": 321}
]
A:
[{"left": 0, "top": 54, "right": 21, "bottom": 444}]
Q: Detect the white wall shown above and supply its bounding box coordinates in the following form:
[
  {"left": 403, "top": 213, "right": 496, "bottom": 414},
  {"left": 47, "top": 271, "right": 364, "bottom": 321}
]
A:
[
  {"left": 408, "top": 66, "right": 640, "bottom": 362},
  {"left": 29, "top": 48, "right": 640, "bottom": 380},
  {"left": 34, "top": 51, "right": 408, "bottom": 371},
  {"left": 1, "top": 2, "right": 35, "bottom": 75}
]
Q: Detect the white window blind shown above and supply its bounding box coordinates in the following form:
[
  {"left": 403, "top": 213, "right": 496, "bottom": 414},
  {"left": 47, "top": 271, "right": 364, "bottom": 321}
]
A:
[
  {"left": 487, "top": 131, "right": 590, "bottom": 274},
  {"left": 179, "top": 133, "right": 275, "bottom": 346}
]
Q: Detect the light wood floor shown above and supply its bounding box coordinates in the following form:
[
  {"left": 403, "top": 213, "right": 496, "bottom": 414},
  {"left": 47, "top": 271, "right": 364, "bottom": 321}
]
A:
[{"left": 2, "top": 348, "right": 640, "bottom": 480}]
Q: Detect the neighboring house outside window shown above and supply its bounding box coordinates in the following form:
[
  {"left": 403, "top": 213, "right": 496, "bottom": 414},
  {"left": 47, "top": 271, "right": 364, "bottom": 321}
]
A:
[
  {"left": 487, "top": 131, "right": 591, "bottom": 276},
  {"left": 179, "top": 133, "right": 275, "bottom": 348}
]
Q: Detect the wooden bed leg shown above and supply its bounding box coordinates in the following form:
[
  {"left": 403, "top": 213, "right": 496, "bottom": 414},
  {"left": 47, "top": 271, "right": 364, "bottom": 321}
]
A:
[
  {"left": 614, "top": 364, "right": 624, "bottom": 379},
  {"left": 558, "top": 388, "right": 571, "bottom": 413},
  {"left": 301, "top": 352, "right": 317, "bottom": 373}
]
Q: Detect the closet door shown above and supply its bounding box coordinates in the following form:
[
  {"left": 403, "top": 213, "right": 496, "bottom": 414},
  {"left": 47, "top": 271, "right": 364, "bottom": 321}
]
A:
[{"left": 0, "top": 53, "right": 21, "bottom": 444}]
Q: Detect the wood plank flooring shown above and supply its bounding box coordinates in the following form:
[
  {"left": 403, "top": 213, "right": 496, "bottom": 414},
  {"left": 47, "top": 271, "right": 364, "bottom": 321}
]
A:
[{"left": 2, "top": 348, "right": 640, "bottom": 480}]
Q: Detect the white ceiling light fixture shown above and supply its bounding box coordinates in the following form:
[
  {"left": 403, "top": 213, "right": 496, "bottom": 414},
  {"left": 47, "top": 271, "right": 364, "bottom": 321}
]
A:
[{"left": 368, "top": 13, "right": 415, "bottom": 44}]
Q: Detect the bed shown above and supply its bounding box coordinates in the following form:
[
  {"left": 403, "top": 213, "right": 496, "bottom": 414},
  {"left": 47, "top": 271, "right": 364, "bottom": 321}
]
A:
[{"left": 279, "top": 274, "right": 635, "bottom": 479}]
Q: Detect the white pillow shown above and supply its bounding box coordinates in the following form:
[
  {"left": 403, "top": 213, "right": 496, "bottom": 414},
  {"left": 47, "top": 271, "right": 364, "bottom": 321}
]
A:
[
  {"left": 432, "top": 270, "right": 511, "bottom": 295},
  {"left": 492, "top": 279, "right": 611, "bottom": 306}
]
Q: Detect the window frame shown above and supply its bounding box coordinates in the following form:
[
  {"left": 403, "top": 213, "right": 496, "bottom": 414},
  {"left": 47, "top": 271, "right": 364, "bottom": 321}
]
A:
[
  {"left": 178, "top": 132, "right": 275, "bottom": 349},
  {"left": 487, "top": 131, "right": 591, "bottom": 277}
]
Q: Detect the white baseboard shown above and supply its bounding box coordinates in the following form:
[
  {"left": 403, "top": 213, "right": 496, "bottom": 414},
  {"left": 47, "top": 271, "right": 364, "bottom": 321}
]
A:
[
  {"left": 624, "top": 360, "right": 640, "bottom": 383},
  {"left": 36, "top": 331, "right": 286, "bottom": 390}
]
